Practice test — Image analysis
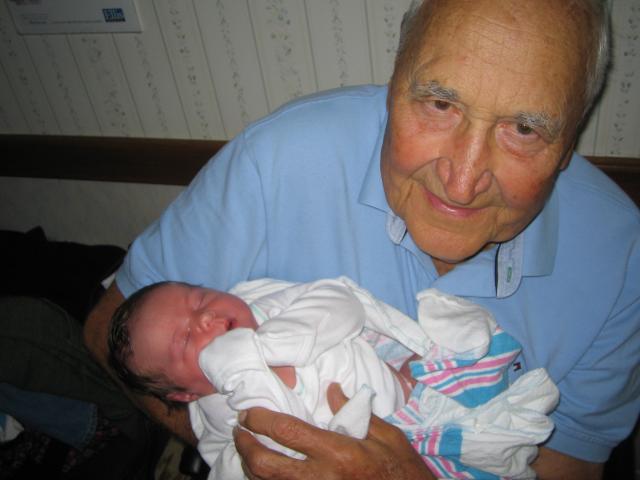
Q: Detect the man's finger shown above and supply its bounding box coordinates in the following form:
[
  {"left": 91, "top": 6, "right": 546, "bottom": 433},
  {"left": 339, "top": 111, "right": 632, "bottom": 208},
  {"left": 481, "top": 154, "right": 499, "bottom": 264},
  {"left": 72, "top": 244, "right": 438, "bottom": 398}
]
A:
[
  {"left": 239, "top": 407, "right": 348, "bottom": 457},
  {"left": 326, "top": 383, "right": 397, "bottom": 442},
  {"left": 365, "top": 411, "right": 411, "bottom": 446},
  {"left": 327, "top": 382, "right": 349, "bottom": 414},
  {"left": 234, "top": 425, "right": 305, "bottom": 480}
]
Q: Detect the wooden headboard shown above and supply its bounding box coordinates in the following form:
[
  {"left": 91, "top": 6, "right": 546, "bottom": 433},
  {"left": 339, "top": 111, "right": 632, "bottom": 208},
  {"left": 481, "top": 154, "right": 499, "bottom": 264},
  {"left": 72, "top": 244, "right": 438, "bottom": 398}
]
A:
[{"left": 2, "top": 134, "right": 639, "bottom": 207}]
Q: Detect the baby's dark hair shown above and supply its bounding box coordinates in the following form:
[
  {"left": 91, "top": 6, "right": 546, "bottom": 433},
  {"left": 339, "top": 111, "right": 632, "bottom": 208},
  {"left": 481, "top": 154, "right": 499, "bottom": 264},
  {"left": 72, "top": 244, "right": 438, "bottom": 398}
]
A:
[{"left": 108, "top": 281, "right": 187, "bottom": 409}]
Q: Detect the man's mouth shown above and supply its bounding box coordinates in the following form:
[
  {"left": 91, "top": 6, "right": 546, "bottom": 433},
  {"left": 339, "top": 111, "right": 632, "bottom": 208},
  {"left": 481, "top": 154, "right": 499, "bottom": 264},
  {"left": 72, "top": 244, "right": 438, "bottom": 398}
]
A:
[{"left": 423, "top": 188, "right": 483, "bottom": 218}]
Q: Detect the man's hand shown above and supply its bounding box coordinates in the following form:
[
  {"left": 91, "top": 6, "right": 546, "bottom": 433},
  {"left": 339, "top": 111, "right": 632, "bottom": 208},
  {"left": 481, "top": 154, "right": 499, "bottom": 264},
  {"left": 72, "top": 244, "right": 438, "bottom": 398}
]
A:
[
  {"left": 84, "top": 281, "right": 197, "bottom": 445},
  {"left": 234, "top": 383, "right": 434, "bottom": 480}
]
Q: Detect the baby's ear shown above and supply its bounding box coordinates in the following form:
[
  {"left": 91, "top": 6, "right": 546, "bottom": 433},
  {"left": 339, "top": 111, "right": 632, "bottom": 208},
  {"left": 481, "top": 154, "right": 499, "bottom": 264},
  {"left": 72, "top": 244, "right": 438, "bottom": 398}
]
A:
[{"left": 166, "top": 391, "right": 200, "bottom": 403}]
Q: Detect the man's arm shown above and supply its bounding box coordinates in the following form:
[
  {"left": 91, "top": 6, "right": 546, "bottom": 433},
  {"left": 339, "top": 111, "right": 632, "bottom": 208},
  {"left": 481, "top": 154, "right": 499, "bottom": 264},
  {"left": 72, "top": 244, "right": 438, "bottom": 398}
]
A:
[
  {"left": 532, "top": 446, "right": 603, "bottom": 480},
  {"left": 83, "top": 281, "right": 197, "bottom": 445}
]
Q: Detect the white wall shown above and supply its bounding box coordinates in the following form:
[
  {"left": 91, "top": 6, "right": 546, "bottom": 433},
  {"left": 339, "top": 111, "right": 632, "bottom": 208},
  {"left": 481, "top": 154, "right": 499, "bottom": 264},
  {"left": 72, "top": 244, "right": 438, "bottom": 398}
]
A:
[{"left": 0, "top": 176, "right": 183, "bottom": 246}]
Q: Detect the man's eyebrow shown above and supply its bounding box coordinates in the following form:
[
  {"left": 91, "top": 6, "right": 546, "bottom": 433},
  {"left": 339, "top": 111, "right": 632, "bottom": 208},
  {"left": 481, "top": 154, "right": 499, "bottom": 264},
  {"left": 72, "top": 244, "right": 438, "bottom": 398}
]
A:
[
  {"left": 409, "top": 78, "right": 562, "bottom": 138},
  {"left": 514, "top": 111, "right": 561, "bottom": 138},
  {"left": 410, "top": 79, "right": 460, "bottom": 102}
]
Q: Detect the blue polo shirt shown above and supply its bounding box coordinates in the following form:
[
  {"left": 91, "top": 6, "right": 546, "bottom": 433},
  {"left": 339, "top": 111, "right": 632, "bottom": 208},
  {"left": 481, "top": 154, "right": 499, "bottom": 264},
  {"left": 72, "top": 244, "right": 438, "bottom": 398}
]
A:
[{"left": 117, "top": 85, "right": 640, "bottom": 463}]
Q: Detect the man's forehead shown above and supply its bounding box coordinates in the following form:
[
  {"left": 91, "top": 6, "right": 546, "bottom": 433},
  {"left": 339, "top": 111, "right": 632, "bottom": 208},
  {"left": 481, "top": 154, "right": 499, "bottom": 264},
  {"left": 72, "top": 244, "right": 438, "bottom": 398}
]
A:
[{"left": 419, "top": 0, "right": 589, "bottom": 57}]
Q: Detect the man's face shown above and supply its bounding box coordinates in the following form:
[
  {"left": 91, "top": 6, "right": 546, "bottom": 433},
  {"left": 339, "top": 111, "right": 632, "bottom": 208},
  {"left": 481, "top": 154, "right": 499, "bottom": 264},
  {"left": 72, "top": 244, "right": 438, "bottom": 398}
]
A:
[
  {"left": 382, "top": 0, "right": 588, "bottom": 269},
  {"left": 128, "top": 283, "right": 257, "bottom": 399}
]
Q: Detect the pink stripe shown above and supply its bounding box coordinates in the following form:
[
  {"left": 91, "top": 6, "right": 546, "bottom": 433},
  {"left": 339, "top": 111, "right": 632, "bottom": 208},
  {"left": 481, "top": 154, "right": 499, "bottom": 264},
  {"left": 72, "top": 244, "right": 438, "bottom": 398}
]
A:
[
  {"left": 426, "top": 428, "right": 441, "bottom": 455},
  {"left": 422, "top": 353, "right": 515, "bottom": 384},
  {"left": 394, "top": 409, "right": 415, "bottom": 425},
  {"left": 443, "top": 359, "right": 456, "bottom": 369},
  {"left": 439, "top": 372, "right": 503, "bottom": 396},
  {"left": 437, "top": 456, "right": 471, "bottom": 478},
  {"left": 422, "top": 370, "right": 456, "bottom": 386},
  {"left": 460, "top": 353, "right": 515, "bottom": 371},
  {"left": 437, "top": 457, "right": 457, "bottom": 476},
  {"left": 423, "top": 457, "right": 448, "bottom": 477}
]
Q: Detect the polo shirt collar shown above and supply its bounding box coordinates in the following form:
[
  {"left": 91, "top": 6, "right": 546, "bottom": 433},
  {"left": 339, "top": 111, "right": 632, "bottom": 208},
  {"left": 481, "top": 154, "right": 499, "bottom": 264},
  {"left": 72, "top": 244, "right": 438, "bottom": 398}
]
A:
[
  {"left": 358, "top": 109, "right": 391, "bottom": 215},
  {"left": 495, "top": 189, "right": 559, "bottom": 297},
  {"left": 521, "top": 187, "right": 559, "bottom": 277}
]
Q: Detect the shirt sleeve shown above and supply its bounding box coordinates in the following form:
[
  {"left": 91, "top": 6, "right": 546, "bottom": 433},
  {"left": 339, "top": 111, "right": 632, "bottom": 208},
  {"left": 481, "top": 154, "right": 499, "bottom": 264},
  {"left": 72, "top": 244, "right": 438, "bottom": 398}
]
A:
[{"left": 116, "top": 133, "right": 268, "bottom": 297}]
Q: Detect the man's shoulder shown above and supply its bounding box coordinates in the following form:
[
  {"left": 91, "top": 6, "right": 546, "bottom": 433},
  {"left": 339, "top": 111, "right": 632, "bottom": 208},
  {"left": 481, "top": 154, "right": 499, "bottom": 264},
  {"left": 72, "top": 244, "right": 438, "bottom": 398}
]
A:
[
  {"left": 243, "top": 84, "right": 387, "bottom": 144},
  {"left": 260, "top": 84, "right": 387, "bottom": 122},
  {"left": 559, "top": 154, "right": 639, "bottom": 217},
  {"left": 551, "top": 153, "right": 640, "bottom": 311},
  {"left": 222, "top": 85, "right": 387, "bottom": 183},
  {"left": 557, "top": 154, "right": 640, "bottom": 231}
]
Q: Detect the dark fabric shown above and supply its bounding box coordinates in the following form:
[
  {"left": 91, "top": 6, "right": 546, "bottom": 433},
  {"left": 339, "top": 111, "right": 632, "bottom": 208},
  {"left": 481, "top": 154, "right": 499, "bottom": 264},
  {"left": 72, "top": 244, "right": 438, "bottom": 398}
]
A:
[
  {"left": 0, "top": 227, "right": 126, "bottom": 323},
  {"left": 0, "top": 295, "right": 168, "bottom": 478},
  {"left": 0, "top": 296, "right": 143, "bottom": 440}
]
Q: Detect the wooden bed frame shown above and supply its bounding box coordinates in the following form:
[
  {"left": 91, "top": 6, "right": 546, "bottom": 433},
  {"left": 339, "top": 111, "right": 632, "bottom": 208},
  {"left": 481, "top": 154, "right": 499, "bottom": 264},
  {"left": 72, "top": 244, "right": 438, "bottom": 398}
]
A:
[{"left": 1, "top": 134, "right": 639, "bottom": 207}]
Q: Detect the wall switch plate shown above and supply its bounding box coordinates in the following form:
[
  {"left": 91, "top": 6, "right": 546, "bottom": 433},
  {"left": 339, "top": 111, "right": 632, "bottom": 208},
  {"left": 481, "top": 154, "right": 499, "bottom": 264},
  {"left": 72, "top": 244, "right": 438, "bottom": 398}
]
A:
[{"left": 6, "top": 0, "right": 142, "bottom": 34}]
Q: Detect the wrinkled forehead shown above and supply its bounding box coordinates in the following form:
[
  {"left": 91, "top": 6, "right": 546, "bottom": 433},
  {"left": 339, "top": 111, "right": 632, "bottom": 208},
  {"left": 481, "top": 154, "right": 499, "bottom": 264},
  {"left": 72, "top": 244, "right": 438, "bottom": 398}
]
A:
[{"left": 410, "top": 0, "right": 590, "bottom": 76}]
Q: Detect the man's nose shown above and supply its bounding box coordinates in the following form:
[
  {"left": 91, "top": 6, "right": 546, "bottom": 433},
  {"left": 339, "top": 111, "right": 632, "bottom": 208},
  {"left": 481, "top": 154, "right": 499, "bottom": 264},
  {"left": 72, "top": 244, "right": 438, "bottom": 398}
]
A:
[{"left": 436, "top": 125, "right": 492, "bottom": 205}]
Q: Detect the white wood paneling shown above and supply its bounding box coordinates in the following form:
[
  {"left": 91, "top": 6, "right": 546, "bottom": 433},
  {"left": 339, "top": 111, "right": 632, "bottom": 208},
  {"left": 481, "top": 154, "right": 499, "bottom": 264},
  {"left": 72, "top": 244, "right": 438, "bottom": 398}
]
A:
[
  {"left": 25, "top": 35, "right": 101, "bottom": 136},
  {"left": 595, "top": 0, "right": 640, "bottom": 156},
  {"left": 114, "top": 0, "right": 190, "bottom": 139},
  {"left": 249, "top": 0, "right": 317, "bottom": 111},
  {"left": 305, "top": 0, "right": 373, "bottom": 90},
  {"left": 0, "top": 63, "right": 29, "bottom": 133},
  {"left": 0, "top": 2, "right": 59, "bottom": 134},
  {"left": 194, "top": 0, "right": 269, "bottom": 137},
  {"left": 154, "top": 0, "right": 226, "bottom": 139},
  {"left": 366, "top": 0, "right": 412, "bottom": 84},
  {"left": 576, "top": 104, "right": 600, "bottom": 156},
  {"left": 69, "top": 34, "right": 143, "bottom": 136}
]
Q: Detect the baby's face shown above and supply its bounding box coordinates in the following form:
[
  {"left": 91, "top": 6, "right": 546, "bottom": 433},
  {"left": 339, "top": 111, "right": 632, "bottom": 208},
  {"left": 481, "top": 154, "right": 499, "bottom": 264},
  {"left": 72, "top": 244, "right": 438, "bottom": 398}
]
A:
[{"left": 129, "top": 282, "right": 257, "bottom": 398}]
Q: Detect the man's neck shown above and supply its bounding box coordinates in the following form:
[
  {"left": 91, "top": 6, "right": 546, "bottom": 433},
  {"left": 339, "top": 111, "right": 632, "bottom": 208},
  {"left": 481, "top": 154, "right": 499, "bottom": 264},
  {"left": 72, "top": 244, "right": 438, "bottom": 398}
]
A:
[{"left": 432, "top": 257, "right": 456, "bottom": 276}]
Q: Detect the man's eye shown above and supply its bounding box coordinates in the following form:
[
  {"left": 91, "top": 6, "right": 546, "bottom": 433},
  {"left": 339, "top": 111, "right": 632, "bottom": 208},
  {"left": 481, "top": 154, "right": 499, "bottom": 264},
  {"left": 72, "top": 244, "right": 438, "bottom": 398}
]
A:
[
  {"left": 433, "top": 100, "right": 451, "bottom": 111},
  {"left": 516, "top": 123, "right": 534, "bottom": 135}
]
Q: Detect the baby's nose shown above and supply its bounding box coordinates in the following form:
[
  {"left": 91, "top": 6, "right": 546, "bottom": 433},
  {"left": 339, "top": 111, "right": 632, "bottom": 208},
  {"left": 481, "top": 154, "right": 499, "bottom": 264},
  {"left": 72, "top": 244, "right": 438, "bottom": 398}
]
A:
[{"left": 197, "top": 311, "right": 214, "bottom": 330}]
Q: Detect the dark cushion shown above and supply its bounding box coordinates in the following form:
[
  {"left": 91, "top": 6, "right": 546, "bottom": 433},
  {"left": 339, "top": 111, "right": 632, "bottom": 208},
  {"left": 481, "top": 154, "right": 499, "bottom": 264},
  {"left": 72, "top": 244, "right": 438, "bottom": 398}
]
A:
[{"left": 0, "top": 227, "right": 126, "bottom": 323}]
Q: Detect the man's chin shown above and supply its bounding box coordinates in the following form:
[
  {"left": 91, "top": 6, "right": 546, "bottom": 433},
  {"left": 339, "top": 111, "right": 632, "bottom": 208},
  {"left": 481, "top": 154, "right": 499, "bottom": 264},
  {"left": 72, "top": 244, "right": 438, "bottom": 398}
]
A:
[{"left": 424, "top": 242, "right": 496, "bottom": 274}]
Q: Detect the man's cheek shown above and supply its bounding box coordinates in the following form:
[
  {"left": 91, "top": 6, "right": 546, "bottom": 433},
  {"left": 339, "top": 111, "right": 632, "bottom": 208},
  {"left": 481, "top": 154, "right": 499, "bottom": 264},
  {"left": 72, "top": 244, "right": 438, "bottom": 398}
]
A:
[
  {"left": 503, "top": 176, "right": 552, "bottom": 209},
  {"left": 392, "top": 142, "right": 433, "bottom": 177}
]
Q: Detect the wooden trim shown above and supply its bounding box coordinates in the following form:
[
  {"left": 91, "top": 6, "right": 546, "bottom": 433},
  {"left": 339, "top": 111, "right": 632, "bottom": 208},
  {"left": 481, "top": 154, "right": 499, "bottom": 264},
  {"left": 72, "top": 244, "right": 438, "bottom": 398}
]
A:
[
  {"left": 587, "top": 155, "right": 640, "bottom": 174},
  {"left": 0, "top": 135, "right": 639, "bottom": 205},
  {"left": 0, "top": 135, "right": 224, "bottom": 185},
  {"left": 587, "top": 156, "right": 640, "bottom": 207}
]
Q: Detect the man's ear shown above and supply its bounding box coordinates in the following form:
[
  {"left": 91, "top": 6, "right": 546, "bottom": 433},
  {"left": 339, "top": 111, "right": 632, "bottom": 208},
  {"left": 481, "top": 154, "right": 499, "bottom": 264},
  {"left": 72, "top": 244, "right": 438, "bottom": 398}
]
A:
[
  {"left": 166, "top": 391, "right": 200, "bottom": 403},
  {"left": 559, "top": 141, "right": 576, "bottom": 171}
]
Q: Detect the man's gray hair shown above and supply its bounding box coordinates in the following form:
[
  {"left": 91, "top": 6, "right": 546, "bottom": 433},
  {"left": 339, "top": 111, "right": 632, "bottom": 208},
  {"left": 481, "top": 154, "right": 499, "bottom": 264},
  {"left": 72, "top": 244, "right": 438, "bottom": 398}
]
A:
[{"left": 397, "top": 0, "right": 611, "bottom": 118}]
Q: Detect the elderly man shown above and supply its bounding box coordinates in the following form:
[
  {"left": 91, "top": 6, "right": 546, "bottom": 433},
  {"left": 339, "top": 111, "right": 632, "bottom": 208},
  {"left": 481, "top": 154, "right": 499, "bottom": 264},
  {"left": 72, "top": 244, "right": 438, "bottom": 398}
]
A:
[{"left": 85, "top": 0, "right": 639, "bottom": 478}]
